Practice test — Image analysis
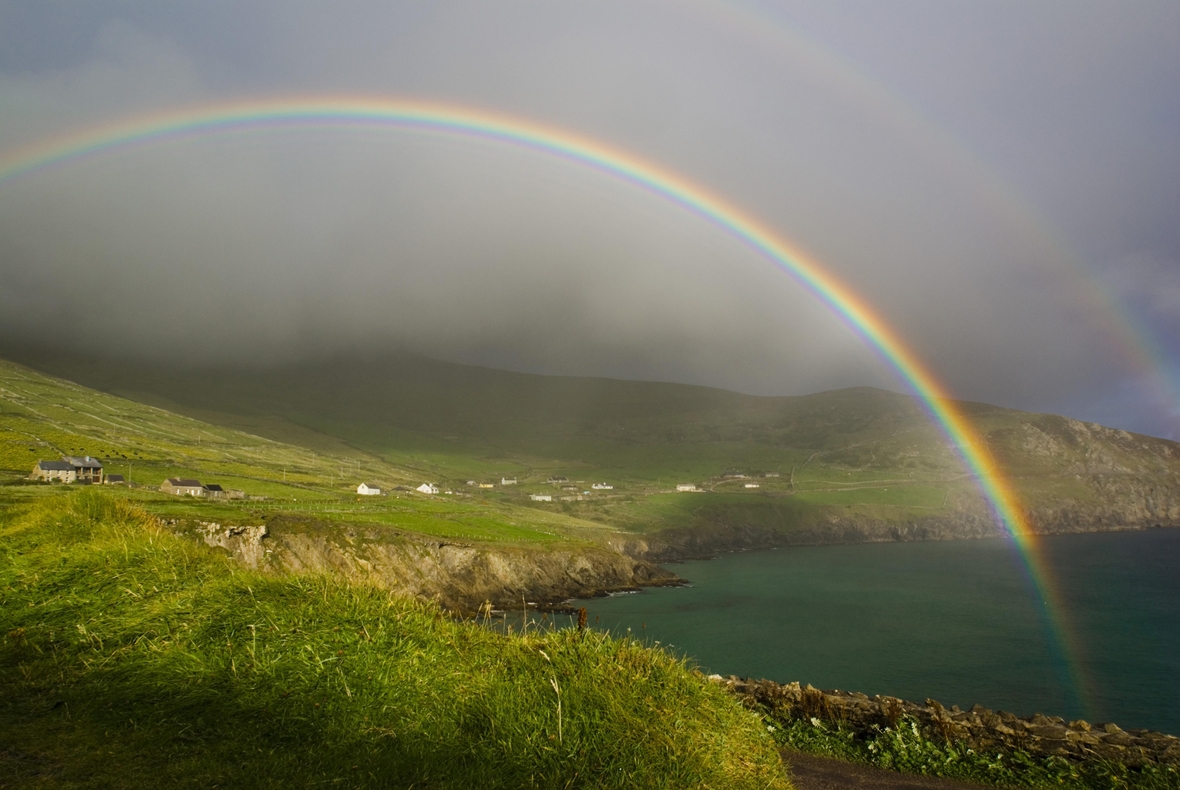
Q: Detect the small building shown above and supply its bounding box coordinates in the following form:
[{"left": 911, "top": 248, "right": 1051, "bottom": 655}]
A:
[
  {"left": 763, "top": 472, "right": 780, "bottom": 478},
  {"left": 744, "top": 483, "right": 760, "bottom": 489},
  {"left": 547, "top": 475, "right": 569, "bottom": 484},
  {"left": 416, "top": 483, "right": 440, "bottom": 495},
  {"left": 31, "top": 456, "right": 104, "bottom": 483},
  {"left": 478, "top": 482, "right": 495, "bottom": 489},
  {"left": 591, "top": 482, "right": 613, "bottom": 490},
  {"left": 501, "top": 477, "right": 517, "bottom": 485},
  {"left": 105, "top": 474, "right": 126, "bottom": 485},
  {"left": 676, "top": 484, "right": 701, "bottom": 492},
  {"left": 161, "top": 477, "right": 204, "bottom": 496},
  {"left": 357, "top": 483, "right": 382, "bottom": 496},
  {"left": 466, "top": 480, "right": 477, "bottom": 486},
  {"left": 530, "top": 494, "right": 552, "bottom": 502}
]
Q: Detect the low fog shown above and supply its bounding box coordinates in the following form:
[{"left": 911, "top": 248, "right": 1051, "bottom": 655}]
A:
[{"left": 1, "top": 1, "right": 1177, "bottom": 437}]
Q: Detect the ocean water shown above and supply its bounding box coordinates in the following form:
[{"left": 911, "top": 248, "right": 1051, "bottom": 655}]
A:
[{"left": 572, "top": 529, "right": 1180, "bottom": 733}]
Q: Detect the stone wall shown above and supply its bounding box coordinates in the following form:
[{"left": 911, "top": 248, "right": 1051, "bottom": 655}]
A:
[{"left": 724, "top": 678, "right": 1180, "bottom": 768}]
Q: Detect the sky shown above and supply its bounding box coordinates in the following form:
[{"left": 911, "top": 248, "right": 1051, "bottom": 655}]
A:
[{"left": 1, "top": 1, "right": 1178, "bottom": 437}]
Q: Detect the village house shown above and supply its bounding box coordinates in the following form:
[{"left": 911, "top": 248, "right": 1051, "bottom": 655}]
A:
[
  {"left": 501, "top": 477, "right": 517, "bottom": 485},
  {"left": 161, "top": 477, "right": 204, "bottom": 497},
  {"left": 529, "top": 494, "right": 552, "bottom": 502},
  {"left": 744, "top": 483, "right": 760, "bottom": 489},
  {"left": 547, "top": 475, "right": 569, "bottom": 484},
  {"left": 416, "top": 483, "right": 440, "bottom": 495},
  {"left": 591, "top": 482, "right": 613, "bottom": 490},
  {"left": 676, "top": 483, "right": 701, "bottom": 492},
  {"left": 31, "top": 455, "right": 104, "bottom": 484},
  {"left": 478, "top": 482, "right": 495, "bottom": 489},
  {"left": 357, "top": 483, "right": 382, "bottom": 496}
]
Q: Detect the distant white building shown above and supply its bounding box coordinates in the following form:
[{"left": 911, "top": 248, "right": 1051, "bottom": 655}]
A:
[
  {"left": 466, "top": 480, "right": 477, "bottom": 486},
  {"left": 530, "top": 494, "right": 552, "bottom": 502},
  {"left": 676, "top": 484, "right": 701, "bottom": 492},
  {"left": 763, "top": 472, "right": 780, "bottom": 478},
  {"left": 478, "top": 482, "right": 495, "bottom": 489},
  {"left": 357, "top": 483, "right": 382, "bottom": 496},
  {"left": 417, "top": 483, "right": 440, "bottom": 495},
  {"left": 591, "top": 482, "right": 613, "bottom": 490},
  {"left": 744, "top": 483, "right": 760, "bottom": 489},
  {"left": 501, "top": 477, "right": 517, "bottom": 485}
]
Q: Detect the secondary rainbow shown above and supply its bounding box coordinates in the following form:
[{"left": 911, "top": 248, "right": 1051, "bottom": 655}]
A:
[{"left": 0, "top": 95, "right": 1089, "bottom": 707}]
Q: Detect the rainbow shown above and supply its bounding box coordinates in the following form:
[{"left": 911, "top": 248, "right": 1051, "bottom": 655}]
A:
[{"left": 0, "top": 95, "right": 1088, "bottom": 708}]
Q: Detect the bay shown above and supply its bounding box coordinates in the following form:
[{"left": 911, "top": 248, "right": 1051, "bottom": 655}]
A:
[{"left": 573, "top": 528, "right": 1180, "bottom": 733}]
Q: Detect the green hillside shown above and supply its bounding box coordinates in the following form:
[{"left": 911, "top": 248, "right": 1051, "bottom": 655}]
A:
[
  {"left": 11, "top": 350, "right": 1180, "bottom": 544},
  {"left": 0, "top": 489, "right": 788, "bottom": 788},
  {"left": 0, "top": 358, "right": 616, "bottom": 547}
]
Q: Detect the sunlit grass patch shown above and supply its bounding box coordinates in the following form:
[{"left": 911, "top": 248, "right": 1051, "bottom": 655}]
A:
[{"left": 1, "top": 490, "right": 789, "bottom": 788}]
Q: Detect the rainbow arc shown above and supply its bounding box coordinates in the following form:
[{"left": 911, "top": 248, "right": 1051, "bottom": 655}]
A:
[{"left": 0, "top": 95, "right": 1089, "bottom": 710}]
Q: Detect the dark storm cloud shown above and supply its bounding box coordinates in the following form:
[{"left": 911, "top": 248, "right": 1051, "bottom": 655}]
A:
[{"left": 1, "top": 1, "right": 1177, "bottom": 436}]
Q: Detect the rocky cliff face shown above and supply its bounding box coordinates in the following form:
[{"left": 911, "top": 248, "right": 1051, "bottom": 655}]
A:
[{"left": 188, "top": 518, "right": 677, "bottom": 611}]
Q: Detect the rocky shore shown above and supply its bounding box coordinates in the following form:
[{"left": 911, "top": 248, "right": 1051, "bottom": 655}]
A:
[{"left": 726, "top": 677, "right": 1180, "bottom": 768}]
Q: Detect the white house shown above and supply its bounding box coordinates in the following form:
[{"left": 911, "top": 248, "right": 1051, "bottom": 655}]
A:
[
  {"left": 417, "top": 483, "right": 440, "bottom": 495},
  {"left": 676, "top": 483, "right": 701, "bottom": 492},
  {"left": 357, "top": 483, "right": 382, "bottom": 496},
  {"left": 530, "top": 494, "right": 552, "bottom": 502},
  {"left": 591, "top": 482, "right": 613, "bottom": 490},
  {"left": 744, "top": 483, "right": 760, "bottom": 489},
  {"left": 501, "top": 477, "right": 517, "bottom": 485}
]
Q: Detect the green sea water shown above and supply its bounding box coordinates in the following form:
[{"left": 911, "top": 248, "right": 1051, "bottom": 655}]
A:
[{"left": 573, "top": 529, "right": 1180, "bottom": 733}]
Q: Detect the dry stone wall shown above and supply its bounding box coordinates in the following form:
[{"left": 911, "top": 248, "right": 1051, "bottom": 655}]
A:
[{"left": 725, "top": 678, "right": 1180, "bottom": 768}]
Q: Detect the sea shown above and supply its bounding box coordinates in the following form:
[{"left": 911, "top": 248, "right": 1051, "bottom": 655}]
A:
[{"left": 569, "top": 528, "right": 1180, "bottom": 734}]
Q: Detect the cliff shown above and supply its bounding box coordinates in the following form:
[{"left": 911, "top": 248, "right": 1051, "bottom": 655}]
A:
[{"left": 185, "top": 517, "right": 678, "bottom": 611}]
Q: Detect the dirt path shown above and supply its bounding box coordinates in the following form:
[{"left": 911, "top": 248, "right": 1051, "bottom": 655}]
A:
[{"left": 783, "top": 750, "right": 991, "bottom": 790}]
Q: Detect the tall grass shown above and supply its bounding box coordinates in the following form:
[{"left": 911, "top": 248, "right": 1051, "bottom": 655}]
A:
[{"left": 0, "top": 490, "right": 788, "bottom": 788}]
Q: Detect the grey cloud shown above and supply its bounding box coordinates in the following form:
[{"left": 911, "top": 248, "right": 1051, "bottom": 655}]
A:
[{"left": 1, "top": 1, "right": 1177, "bottom": 437}]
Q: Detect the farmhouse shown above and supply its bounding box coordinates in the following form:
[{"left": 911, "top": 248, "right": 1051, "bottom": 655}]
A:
[
  {"left": 676, "top": 483, "right": 701, "bottom": 492},
  {"left": 547, "top": 476, "right": 569, "bottom": 484},
  {"left": 416, "top": 483, "right": 440, "bottom": 495},
  {"left": 31, "top": 456, "right": 104, "bottom": 483},
  {"left": 501, "top": 477, "right": 517, "bottom": 485},
  {"left": 744, "top": 483, "right": 760, "bottom": 489},
  {"left": 357, "top": 483, "right": 382, "bottom": 496},
  {"left": 529, "top": 494, "right": 552, "bottom": 502},
  {"left": 591, "top": 482, "right": 613, "bottom": 490},
  {"left": 161, "top": 478, "right": 204, "bottom": 497}
]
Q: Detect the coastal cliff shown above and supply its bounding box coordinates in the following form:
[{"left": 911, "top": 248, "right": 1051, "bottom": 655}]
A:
[{"left": 185, "top": 517, "right": 677, "bottom": 611}]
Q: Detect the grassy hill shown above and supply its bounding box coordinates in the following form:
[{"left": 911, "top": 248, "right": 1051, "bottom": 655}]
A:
[
  {"left": 9, "top": 350, "right": 1180, "bottom": 546},
  {"left": 0, "top": 489, "right": 789, "bottom": 788},
  {"left": 0, "top": 357, "right": 620, "bottom": 548}
]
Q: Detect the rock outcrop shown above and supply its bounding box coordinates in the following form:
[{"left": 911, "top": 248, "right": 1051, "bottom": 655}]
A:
[
  {"left": 726, "top": 677, "right": 1180, "bottom": 768},
  {"left": 178, "top": 517, "right": 677, "bottom": 612}
]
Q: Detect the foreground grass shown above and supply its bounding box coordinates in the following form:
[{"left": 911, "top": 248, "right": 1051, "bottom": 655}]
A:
[
  {"left": 0, "top": 491, "right": 788, "bottom": 788},
  {"left": 774, "top": 716, "right": 1179, "bottom": 790}
]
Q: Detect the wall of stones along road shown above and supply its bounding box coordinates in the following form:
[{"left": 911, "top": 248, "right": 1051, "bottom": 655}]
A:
[{"left": 724, "top": 678, "right": 1180, "bottom": 768}]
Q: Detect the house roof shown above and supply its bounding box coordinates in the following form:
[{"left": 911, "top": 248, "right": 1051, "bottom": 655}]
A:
[
  {"left": 165, "top": 477, "right": 202, "bottom": 487},
  {"left": 37, "top": 460, "right": 74, "bottom": 471},
  {"left": 202, "top": 484, "right": 224, "bottom": 492},
  {"left": 62, "top": 456, "right": 102, "bottom": 468},
  {"left": 105, "top": 474, "right": 126, "bottom": 482}
]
